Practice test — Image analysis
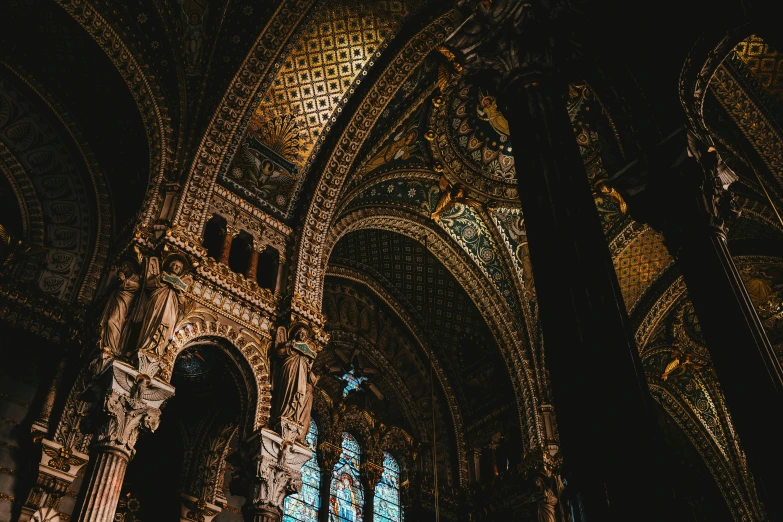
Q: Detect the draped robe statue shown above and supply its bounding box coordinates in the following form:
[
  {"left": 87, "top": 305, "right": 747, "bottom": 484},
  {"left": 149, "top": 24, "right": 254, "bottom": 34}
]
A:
[
  {"left": 98, "top": 261, "right": 140, "bottom": 355},
  {"left": 272, "top": 327, "right": 316, "bottom": 429},
  {"left": 135, "top": 257, "right": 187, "bottom": 354},
  {"left": 534, "top": 475, "right": 559, "bottom": 522}
]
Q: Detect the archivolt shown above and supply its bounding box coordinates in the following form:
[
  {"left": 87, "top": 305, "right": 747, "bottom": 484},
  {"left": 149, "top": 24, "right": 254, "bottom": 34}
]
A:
[
  {"left": 172, "top": 0, "right": 316, "bottom": 234},
  {"left": 55, "top": 0, "right": 173, "bottom": 229},
  {"left": 290, "top": 10, "right": 458, "bottom": 309},
  {"left": 327, "top": 269, "right": 468, "bottom": 486},
  {"left": 169, "top": 319, "right": 272, "bottom": 432},
  {"left": 325, "top": 206, "right": 545, "bottom": 457}
]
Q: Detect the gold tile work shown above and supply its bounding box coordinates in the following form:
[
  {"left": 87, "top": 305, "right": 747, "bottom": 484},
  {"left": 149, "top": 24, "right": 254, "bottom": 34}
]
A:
[
  {"left": 253, "top": 0, "right": 408, "bottom": 168},
  {"left": 734, "top": 34, "right": 783, "bottom": 103},
  {"left": 613, "top": 227, "right": 674, "bottom": 312}
]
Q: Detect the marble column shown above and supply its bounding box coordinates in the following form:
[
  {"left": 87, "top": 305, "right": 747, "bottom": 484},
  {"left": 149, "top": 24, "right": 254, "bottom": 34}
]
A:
[
  {"left": 246, "top": 242, "right": 261, "bottom": 282},
  {"left": 442, "top": 4, "right": 678, "bottom": 519},
  {"left": 239, "top": 428, "right": 312, "bottom": 522},
  {"left": 610, "top": 128, "right": 783, "bottom": 519},
  {"left": 71, "top": 361, "right": 174, "bottom": 522},
  {"left": 219, "top": 226, "right": 238, "bottom": 266}
]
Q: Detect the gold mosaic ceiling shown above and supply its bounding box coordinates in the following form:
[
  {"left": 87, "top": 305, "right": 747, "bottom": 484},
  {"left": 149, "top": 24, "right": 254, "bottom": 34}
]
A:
[
  {"left": 734, "top": 34, "right": 783, "bottom": 104},
  {"left": 251, "top": 0, "right": 408, "bottom": 169}
]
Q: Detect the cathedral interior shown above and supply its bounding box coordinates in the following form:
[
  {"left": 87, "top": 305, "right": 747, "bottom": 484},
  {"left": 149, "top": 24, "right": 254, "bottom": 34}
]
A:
[{"left": 3, "top": 0, "right": 783, "bottom": 521}]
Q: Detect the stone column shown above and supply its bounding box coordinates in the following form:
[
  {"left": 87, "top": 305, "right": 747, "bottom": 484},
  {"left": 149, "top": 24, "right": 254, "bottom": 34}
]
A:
[
  {"left": 274, "top": 257, "right": 287, "bottom": 295},
  {"left": 219, "top": 225, "right": 238, "bottom": 265},
  {"left": 71, "top": 361, "right": 174, "bottom": 522},
  {"left": 442, "top": 4, "right": 678, "bottom": 519},
  {"left": 239, "top": 428, "right": 312, "bottom": 522},
  {"left": 316, "top": 441, "right": 340, "bottom": 522},
  {"left": 360, "top": 461, "right": 383, "bottom": 522},
  {"left": 610, "top": 128, "right": 783, "bottom": 519},
  {"left": 246, "top": 241, "right": 261, "bottom": 282},
  {"left": 32, "top": 358, "right": 67, "bottom": 434}
]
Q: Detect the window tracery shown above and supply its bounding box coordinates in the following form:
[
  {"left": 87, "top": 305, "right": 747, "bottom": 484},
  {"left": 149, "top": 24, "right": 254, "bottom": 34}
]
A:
[{"left": 283, "top": 420, "right": 321, "bottom": 522}]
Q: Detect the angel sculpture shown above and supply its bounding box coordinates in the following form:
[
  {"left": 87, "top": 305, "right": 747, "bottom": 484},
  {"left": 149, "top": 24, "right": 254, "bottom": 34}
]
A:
[
  {"left": 593, "top": 179, "right": 628, "bottom": 215},
  {"left": 661, "top": 349, "right": 702, "bottom": 382},
  {"left": 98, "top": 258, "right": 141, "bottom": 355},
  {"left": 431, "top": 176, "right": 481, "bottom": 221},
  {"left": 272, "top": 326, "right": 316, "bottom": 430},
  {"left": 134, "top": 256, "right": 190, "bottom": 356}
]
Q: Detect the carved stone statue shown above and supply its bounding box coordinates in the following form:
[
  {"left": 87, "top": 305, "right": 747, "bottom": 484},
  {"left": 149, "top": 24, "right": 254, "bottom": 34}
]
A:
[
  {"left": 135, "top": 256, "right": 189, "bottom": 355},
  {"left": 98, "top": 259, "right": 141, "bottom": 355},
  {"left": 297, "top": 371, "right": 319, "bottom": 443},
  {"left": 533, "top": 473, "right": 559, "bottom": 522},
  {"left": 272, "top": 326, "right": 316, "bottom": 430}
]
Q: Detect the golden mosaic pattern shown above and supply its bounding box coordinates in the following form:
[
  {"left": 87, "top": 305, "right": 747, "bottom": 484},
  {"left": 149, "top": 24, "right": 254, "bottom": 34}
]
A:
[
  {"left": 613, "top": 227, "right": 674, "bottom": 311},
  {"left": 734, "top": 34, "right": 783, "bottom": 103},
  {"left": 252, "top": 0, "right": 408, "bottom": 168}
]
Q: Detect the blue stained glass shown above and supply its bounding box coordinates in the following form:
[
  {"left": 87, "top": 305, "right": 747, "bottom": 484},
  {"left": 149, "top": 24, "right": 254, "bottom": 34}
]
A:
[
  {"left": 283, "top": 421, "right": 321, "bottom": 522},
  {"left": 329, "top": 433, "right": 364, "bottom": 522},
  {"left": 373, "top": 452, "right": 402, "bottom": 522},
  {"left": 340, "top": 369, "right": 368, "bottom": 398}
]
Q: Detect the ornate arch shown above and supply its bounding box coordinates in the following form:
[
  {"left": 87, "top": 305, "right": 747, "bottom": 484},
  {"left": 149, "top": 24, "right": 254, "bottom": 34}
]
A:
[
  {"left": 56, "top": 0, "right": 174, "bottom": 229},
  {"left": 648, "top": 380, "right": 762, "bottom": 521},
  {"left": 172, "top": 0, "right": 316, "bottom": 234},
  {"left": 168, "top": 319, "right": 272, "bottom": 431},
  {"left": 290, "top": 11, "right": 457, "bottom": 308},
  {"left": 0, "top": 139, "right": 44, "bottom": 244},
  {"left": 679, "top": 21, "right": 753, "bottom": 140},
  {"left": 325, "top": 273, "right": 466, "bottom": 486},
  {"left": 325, "top": 206, "right": 544, "bottom": 457},
  {"left": 0, "top": 64, "right": 112, "bottom": 302}
]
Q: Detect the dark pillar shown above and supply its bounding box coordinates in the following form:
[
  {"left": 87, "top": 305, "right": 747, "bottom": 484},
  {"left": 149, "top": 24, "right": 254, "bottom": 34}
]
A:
[
  {"left": 497, "top": 73, "right": 677, "bottom": 520},
  {"left": 360, "top": 462, "right": 383, "bottom": 522},
  {"left": 316, "top": 442, "right": 340, "bottom": 522},
  {"left": 610, "top": 128, "right": 783, "bottom": 519}
]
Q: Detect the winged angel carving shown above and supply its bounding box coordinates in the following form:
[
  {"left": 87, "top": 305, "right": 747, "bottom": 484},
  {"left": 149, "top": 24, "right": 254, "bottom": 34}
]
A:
[{"left": 95, "top": 368, "right": 172, "bottom": 454}]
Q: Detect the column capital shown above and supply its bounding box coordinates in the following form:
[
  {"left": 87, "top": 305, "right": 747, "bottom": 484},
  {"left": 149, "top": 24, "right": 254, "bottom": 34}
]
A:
[
  {"left": 441, "top": 0, "right": 576, "bottom": 94},
  {"left": 240, "top": 428, "right": 313, "bottom": 519},
  {"left": 608, "top": 128, "right": 739, "bottom": 257},
  {"left": 360, "top": 460, "right": 384, "bottom": 492},
  {"left": 82, "top": 360, "right": 175, "bottom": 458}
]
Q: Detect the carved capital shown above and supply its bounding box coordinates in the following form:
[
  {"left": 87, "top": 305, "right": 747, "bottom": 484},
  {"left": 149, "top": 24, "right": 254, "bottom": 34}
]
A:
[
  {"left": 442, "top": 0, "right": 574, "bottom": 92},
  {"left": 240, "top": 429, "right": 312, "bottom": 518},
  {"left": 608, "top": 128, "right": 740, "bottom": 258},
  {"left": 360, "top": 460, "right": 385, "bottom": 492},
  {"left": 316, "top": 440, "right": 342, "bottom": 472},
  {"left": 81, "top": 360, "right": 175, "bottom": 458}
]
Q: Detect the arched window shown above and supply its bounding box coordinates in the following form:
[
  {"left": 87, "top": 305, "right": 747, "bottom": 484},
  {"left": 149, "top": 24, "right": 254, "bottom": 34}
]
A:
[
  {"left": 283, "top": 420, "right": 321, "bottom": 522},
  {"left": 373, "top": 452, "right": 402, "bottom": 522},
  {"left": 329, "top": 433, "right": 364, "bottom": 522}
]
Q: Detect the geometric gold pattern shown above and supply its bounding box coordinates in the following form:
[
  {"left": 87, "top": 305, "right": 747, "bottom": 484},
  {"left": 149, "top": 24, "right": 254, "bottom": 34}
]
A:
[
  {"left": 253, "top": 1, "right": 408, "bottom": 168},
  {"left": 613, "top": 227, "right": 674, "bottom": 312},
  {"left": 734, "top": 34, "right": 783, "bottom": 103}
]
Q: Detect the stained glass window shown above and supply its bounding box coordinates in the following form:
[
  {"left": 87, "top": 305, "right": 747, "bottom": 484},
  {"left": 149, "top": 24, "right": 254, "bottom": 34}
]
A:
[
  {"left": 340, "top": 369, "right": 368, "bottom": 397},
  {"left": 329, "top": 433, "right": 364, "bottom": 522},
  {"left": 283, "top": 421, "right": 321, "bottom": 522},
  {"left": 373, "top": 452, "right": 402, "bottom": 522}
]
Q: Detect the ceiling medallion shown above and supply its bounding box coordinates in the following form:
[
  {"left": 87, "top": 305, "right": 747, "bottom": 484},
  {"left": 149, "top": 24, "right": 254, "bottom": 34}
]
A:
[{"left": 429, "top": 79, "right": 519, "bottom": 205}]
